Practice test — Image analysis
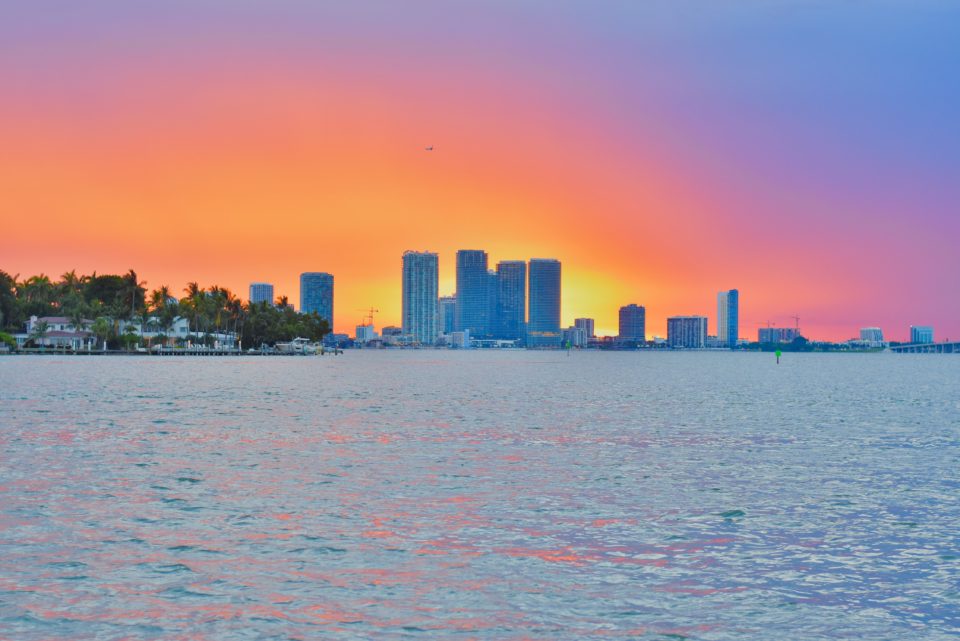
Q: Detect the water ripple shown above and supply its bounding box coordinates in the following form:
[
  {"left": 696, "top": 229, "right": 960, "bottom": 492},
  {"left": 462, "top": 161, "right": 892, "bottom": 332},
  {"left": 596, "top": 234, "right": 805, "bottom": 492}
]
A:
[{"left": 1, "top": 352, "right": 958, "bottom": 640}]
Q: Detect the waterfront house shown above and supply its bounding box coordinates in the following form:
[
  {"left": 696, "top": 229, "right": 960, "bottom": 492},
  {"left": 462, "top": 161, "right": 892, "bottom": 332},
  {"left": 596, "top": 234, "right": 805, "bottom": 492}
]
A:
[{"left": 17, "top": 316, "right": 94, "bottom": 350}]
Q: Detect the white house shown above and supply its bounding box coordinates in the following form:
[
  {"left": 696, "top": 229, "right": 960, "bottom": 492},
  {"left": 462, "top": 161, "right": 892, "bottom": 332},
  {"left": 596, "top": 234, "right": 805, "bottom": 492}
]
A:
[
  {"left": 17, "top": 316, "right": 94, "bottom": 350},
  {"left": 15, "top": 315, "right": 237, "bottom": 350}
]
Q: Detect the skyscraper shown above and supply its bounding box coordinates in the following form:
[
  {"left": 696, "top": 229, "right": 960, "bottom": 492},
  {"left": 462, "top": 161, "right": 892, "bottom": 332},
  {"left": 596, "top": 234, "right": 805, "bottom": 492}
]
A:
[
  {"left": 496, "top": 260, "right": 526, "bottom": 340},
  {"left": 910, "top": 325, "right": 934, "bottom": 344},
  {"left": 401, "top": 251, "right": 439, "bottom": 345},
  {"left": 455, "top": 250, "right": 490, "bottom": 337},
  {"left": 717, "top": 289, "right": 739, "bottom": 348},
  {"left": 574, "top": 318, "right": 595, "bottom": 339},
  {"left": 487, "top": 269, "right": 499, "bottom": 339},
  {"left": 438, "top": 295, "right": 456, "bottom": 335},
  {"left": 667, "top": 315, "right": 708, "bottom": 348},
  {"left": 300, "top": 272, "right": 334, "bottom": 326},
  {"left": 618, "top": 304, "right": 646, "bottom": 342},
  {"left": 527, "top": 258, "right": 561, "bottom": 348},
  {"left": 249, "top": 282, "right": 274, "bottom": 306}
]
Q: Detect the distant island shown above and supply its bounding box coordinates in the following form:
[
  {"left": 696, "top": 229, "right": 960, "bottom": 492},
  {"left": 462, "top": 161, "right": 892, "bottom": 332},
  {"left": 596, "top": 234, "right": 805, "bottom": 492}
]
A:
[{"left": 0, "top": 269, "right": 329, "bottom": 353}]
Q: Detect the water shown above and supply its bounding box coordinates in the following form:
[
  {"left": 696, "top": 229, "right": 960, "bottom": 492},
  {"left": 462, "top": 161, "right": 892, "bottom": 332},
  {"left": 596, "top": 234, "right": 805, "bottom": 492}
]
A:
[{"left": 1, "top": 351, "right": 958, "bottom": 640}]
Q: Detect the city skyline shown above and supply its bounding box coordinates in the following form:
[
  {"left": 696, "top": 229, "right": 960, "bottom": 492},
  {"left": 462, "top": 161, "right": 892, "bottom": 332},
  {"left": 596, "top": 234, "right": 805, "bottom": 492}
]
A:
[
  {"left": 2, "top": 3, "right": 957, "bottom": 341},
  {"left": 3, "top": 256, "right": 939, "bottom": 344},
  {"left": 10, "top": 249, "right": 945, "bottom": 342}
]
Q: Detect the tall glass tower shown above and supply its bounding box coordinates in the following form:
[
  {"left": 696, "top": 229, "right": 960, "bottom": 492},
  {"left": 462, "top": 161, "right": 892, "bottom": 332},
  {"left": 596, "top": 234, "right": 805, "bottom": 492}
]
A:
[
  {"left": 300, "top": 272, "right": 334, "bottom": 326},
  {"left": 527, "top": 259, "right": 561, "bottom": 348},
  {"left": 455, "top": 250, "right": 490, "bottom": 337},
  {"left": 717, "top": 289, "right": 739, "bottom": 348},
  {"left": 495, "top": 260, "right": 526, "bottom": 340},
  {"left": 401, "top": 251, "right": 439, "bottom": 345}
]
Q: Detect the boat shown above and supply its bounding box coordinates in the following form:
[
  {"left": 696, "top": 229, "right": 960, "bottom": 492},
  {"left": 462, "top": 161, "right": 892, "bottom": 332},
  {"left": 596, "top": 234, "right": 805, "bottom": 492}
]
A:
[{"left": 274, "top": 337, "right": 321, "bottom": 355}]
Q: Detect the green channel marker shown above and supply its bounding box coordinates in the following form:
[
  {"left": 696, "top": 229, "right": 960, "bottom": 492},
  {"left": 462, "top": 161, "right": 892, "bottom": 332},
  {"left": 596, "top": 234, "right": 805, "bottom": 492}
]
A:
[{"left": 776, "top": 349, "right": 782, "bottom": 364}]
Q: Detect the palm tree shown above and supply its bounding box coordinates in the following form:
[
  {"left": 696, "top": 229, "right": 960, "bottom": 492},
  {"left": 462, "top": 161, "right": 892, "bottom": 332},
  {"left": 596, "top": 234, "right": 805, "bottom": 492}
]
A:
[
  {"left": 197, "top": 289, "right": 213, "bottom": 342},
  {"left": 70, "top": 308, "right": 89, "bottom": 330},
  {"left": 59, "top": 270, "right": 87, "bottom": 299},
  {"left": 161, "top": 302, "right": 179, "bottom": 346},
  {"left": 228, "top": 296, "right": 244, "bottom": 347},
  {"left": 121, "top": 269, "right": 146, "bottom": 320},
  {"left": 28, "top": 319, "right": 49, "bottom": 348},
  {"left": 0, "top": 331, "right": 15, "bottom": 350},
  {"left": 139, "top": 308, "right": 152, "bottom": 347},
  {"left": 91, "top": 317, "right": 111, "bottom": 351},
  {"left": 145, "top": 317, "right": 161, "bottom": 348},
  {"left": 67, "top": 301, "right": 89, "bottom": 349},
  {"left": 0, "top": 270, "right": 19, "bottom": 331},
  {"left": 149, "top": 286, "right": 176, "bottom": 347},
  {"left": 183, "top": 282, "right": 203, "bottom": 337},
  {"left": 208, "top": 285, "right": 224, "bottom": 336},
  {"left": 19, "top": 274, "right": 55, "bottom": 316},
  {"left": 149, "top": 285, "right": 173, "bottom": 313},
  {"left": 85, "top": 299, "right": 105, "bottom": 326},
  {"left": 122, "top": 324, "right": 140, "bottom": 351}
]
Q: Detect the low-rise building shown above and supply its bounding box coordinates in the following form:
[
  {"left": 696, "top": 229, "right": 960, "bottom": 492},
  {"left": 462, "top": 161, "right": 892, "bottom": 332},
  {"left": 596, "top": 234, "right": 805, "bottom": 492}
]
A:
[
  {"left": 449, "top": 330, "right": 471, "bottom": 349},
  {"left": 910, "top": 325, "right": 934, "bottom": 344},
  {"left": 859, "top": 327, "right": 885, "bottom": 347},
  {"left": 574, "top": 318, "right": 595, "bottom": 339},
  {"left": 705, "top": 335, "right": 725, "bottom": 349},
  {"left": 758, "top": 327, "right": 801, "bottom": 343},
  {"left": 355, "top": 324, "right": 378, "bottom": 344},
  {"left": 561, "top": 326, "right": 587, "bottom": 348},
  {"left": 667, "top": 316, "right": 708, "bottom": 348}
]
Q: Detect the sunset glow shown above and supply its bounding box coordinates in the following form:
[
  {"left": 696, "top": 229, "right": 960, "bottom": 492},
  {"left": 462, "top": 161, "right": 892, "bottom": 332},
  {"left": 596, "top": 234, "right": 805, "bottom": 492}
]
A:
[{"left": 2, "top": 2, "right": 957, "bottom": 340}]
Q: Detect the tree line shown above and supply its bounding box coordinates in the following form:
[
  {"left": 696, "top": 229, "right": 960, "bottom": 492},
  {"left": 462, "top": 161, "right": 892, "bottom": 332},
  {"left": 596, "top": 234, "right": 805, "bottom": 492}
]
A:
[{"left": 0, "top": 269, "right": 329, "bottom": 349}]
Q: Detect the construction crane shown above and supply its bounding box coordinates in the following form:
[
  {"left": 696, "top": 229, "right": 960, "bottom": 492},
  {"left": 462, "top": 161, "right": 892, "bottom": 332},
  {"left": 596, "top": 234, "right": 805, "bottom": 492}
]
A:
[
  {"left": 358, "top": 307, "right": 379, "bottom": 326},
  {"left": 790, "top": 315, "right": 800, "bottom": 330}
]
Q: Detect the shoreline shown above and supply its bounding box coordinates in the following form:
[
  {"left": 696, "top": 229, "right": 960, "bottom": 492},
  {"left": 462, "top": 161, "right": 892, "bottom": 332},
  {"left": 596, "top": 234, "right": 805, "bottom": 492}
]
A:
[
  {"left": 0, "top": 349, "right": 340, "bottom": 357},
  {"left": 0, "top": 347, "right": 924, "bottom": 356}
]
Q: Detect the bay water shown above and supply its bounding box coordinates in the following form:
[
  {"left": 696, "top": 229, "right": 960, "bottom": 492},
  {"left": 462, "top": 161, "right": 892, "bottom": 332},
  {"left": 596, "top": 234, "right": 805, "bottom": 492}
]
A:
[{"left": 1, "top": 352, "right": 958, "bottom": 639}]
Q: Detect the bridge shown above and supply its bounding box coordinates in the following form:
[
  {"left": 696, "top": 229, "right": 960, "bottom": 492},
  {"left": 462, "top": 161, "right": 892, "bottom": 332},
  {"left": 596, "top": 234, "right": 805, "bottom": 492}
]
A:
[{"left": 889, "top": 341, "right": 959, "bottom": 354}]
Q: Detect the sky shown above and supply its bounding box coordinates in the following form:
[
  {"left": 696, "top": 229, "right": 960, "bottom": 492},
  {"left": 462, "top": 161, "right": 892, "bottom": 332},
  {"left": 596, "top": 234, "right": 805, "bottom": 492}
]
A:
[{"left": 1, "top": 1, "right": 958, "bottom": 340}]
